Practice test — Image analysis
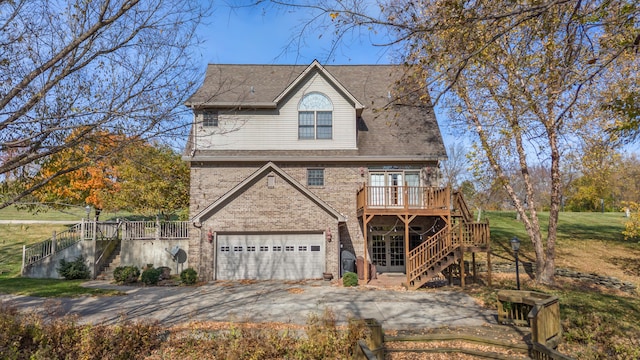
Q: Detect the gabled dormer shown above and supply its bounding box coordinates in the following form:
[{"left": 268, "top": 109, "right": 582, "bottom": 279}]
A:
[
  {"left": 184, "top": 62, "right": 446, "bottom": 163},
  {"left": 185, "top": 61, "right": 365, "bottom": 152}
]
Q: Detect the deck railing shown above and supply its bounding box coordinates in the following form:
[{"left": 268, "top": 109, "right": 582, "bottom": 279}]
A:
[
  {"left": 498, "top": 290, "right": 564, "bottom": 356},
  {"left": 357, "top": 186, "right": 450, "bottom": 211},
  {"left": 456, "top": 222, "right": 490, "bottom": 248}
]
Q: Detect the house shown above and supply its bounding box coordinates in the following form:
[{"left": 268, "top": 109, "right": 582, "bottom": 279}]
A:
[{"left": 184, "top": 60, "right": 490, "bottom": 289}]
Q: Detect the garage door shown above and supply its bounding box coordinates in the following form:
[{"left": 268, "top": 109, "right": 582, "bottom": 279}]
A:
[{"left": 216, "top": 233, "right": 325, "bottom": 280}]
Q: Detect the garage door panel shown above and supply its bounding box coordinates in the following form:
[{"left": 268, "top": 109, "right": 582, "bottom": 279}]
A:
[{"left": 217, "top": 233, "right": 325, "bottom": 280}]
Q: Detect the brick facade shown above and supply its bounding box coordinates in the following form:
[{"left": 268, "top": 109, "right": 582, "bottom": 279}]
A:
[{"left": 188, "top": 163, "right": 365, "bottom": 281}]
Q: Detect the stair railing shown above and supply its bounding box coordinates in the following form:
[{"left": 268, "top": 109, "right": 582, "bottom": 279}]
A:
[
  {"left": 407, "top": 224, "right": 460, "bottom": 286},
  {"left": 93, "top": 221, "right": 122, "bottom": 279},
  {"left": 453, "top": 191, "right": 472, "bottom": 222},
  {"left": 22, "top": 223, "right": 83, "bottom": 269}
]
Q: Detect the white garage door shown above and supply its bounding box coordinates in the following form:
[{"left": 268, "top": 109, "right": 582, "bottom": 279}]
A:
[{"left": 216, "top": 233, "right": 325, "bottom": 280}]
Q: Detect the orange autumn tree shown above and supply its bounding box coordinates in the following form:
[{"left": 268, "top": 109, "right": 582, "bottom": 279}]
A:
[
  {"left": 34, "top": 129, "right": 125, "bottom": 211},
  {"left": 33, "top": 129, "right": 189, "bottom": 217}
]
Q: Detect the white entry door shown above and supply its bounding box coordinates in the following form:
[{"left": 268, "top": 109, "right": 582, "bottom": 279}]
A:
[{"left": 216, "top": 233, "right": 325, "bottom": 280}]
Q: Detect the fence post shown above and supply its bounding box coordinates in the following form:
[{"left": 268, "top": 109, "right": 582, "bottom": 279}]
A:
[
  {"left": 52, "top": 231, "right": 57, "bottom": 255},
  {"left": 92, "top": 220, "right": 97, "bottom": 279},
  {"left": 155, "top": 215, "right": 160, "bottom": 241},
  {"left": 21, "top": 245, "right": 26, "bottom": 276},
  {"left": 81, "top": 218, "right": 85, "bottom": 240},
  {"left": 361, "top": 318, "right": 384, "bottom": 359}
]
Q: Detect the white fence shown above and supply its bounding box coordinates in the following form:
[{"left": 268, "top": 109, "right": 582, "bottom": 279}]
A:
[
  {"left": 22, "top": 220, "right": 190, "bottom": 271},
  {"left": 122, "top": 220, "right": 189, "bottom": 240}
]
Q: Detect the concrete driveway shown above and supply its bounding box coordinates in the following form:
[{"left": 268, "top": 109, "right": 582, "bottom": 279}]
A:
[{"left": 0, "top": 280, "right": 496, "bottom": 330}]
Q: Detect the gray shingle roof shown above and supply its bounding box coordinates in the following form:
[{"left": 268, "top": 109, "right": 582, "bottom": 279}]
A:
[{"left": 185, "top": 62, "right": 446, "bottom": 161}]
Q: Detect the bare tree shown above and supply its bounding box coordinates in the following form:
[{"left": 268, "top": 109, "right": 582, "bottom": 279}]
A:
[
  {"left": 440, "top": 142, "right": 468, "bottom": 190},
  {"left": 262, "top": 0, "right": 639, "bottom": 284},
  {"left": 0, "top": 0, "right": 208, "bottom": 209}
]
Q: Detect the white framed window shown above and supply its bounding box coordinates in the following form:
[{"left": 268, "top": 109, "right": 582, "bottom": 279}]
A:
[
  {"left": 202, "top": 111, "right": 218, "bottom": 127},
  {"left": 307, "top": 168, "right": 324, "bottom": 187},
  {"left": 298, "top": 92, "right": 332, "bottom": 139}
]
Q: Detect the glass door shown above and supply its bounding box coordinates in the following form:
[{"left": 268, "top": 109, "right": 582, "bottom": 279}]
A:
[
  {"left": 388, "top": 235, "right": 405, "bottom": 272},
  {"left": 369, "top": 170, "right": 421, "bottom": 208},
  {"left": 389, "top": 173, "right": 403, "bottom": 206},
  {"left": 369, "top": 234, "right": 405, "bottom": 273},
  {"left": 370, "top": 174, "right": 385, "bottom": 206},
  {"left": 405, "top": 173, "right": 421, "bottom": 207}
]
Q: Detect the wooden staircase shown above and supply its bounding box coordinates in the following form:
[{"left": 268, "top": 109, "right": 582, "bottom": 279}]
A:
[
  {"left": 405, "top": 225, "right": 462, "bottom": 290},
  {"left": 405, "top": 192, "right": 490, "bottom": 290}
]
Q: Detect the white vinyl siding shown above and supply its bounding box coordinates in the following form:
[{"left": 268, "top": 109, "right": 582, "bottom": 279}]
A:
[{"left": 195, "top": 72, "right": 356, "bottom": 150}]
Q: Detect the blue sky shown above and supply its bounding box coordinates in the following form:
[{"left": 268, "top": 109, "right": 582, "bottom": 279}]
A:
[{"left": 197, "top": 3, "right": 395, "bottom": 65}]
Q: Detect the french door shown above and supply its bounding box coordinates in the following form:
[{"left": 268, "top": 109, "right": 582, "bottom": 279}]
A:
[
  {"left": 369, "top": 170, "right": 421, "bottom": 207},
  {"left": 370, "top": 234, "right": 405, "bottom": 273}
]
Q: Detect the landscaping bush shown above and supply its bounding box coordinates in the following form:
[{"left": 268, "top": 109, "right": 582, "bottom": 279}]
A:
[
  {"left": 113, "top": 266, "right": 140, "bottom": 284},
  {"left": 0, "top": 302, "right": 364, "bottom": 359},
  {"left": 57, "top": 256, "right": 90, "bottom": 280},
  {"left": 157, "top": 266, "right": 172, "bottom": 280},
  {"left": 342, "top": 272, "right": 358, "bottom": 287},
  {"left": 141, "top": 267, "right": 162, "bottom": 286},
  {"left": 180, "top": 267, "right": 197, "bottom": 285},
  {"left": 0, "top": 302, "right": 162, "bottom": 359}
]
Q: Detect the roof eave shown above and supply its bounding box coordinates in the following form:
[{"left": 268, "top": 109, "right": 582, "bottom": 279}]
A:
[
  {"left": 272, "top": 60, "right": 365, "bottom": 109},
  {"left": 185, "top": 102, "right": 278, "bottom": 109},
  {"left": 183, "top": 155, "right": 446, "bottom": 163}
]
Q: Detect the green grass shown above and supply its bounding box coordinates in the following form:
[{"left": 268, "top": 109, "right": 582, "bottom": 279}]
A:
[
  {"left": 0, "top": 223, "right": 123, "bottom": 297},
  {"left": 483, "top": 211, "right": 629, "bottom": 260},
  {"left": 0, "top": 223, "right": 69, "bottom": 275},
  {"left": 469, "top": 211, "right": 640, "bottom": 359},
  {"left": 0, "top": 277, "right": 120, "bottom": 297},
  {"left": 0, "top": 205, "right": 133, "bottom": 221}
]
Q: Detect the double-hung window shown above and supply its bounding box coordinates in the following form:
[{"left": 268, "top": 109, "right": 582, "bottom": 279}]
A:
[{"left": 298, "top": 92, "right": 332, "bottom": 139}]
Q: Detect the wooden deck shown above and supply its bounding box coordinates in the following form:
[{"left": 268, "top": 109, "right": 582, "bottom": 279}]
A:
[
  {"left": 357, "top": 185, "right": 490, "bottom": 290},
  {"left": 357, "top": 185, "right": 451, "bottom": 217}
]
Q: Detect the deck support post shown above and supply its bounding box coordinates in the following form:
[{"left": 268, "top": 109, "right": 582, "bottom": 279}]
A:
[
  {"left": 405, "top": 216, "right": 410, "bottom": 286},
  {"left": 487, "top": 250, "right": 492, "bottom": 287},
  {"left": 458, "top": 220, "right": 464, "bottom": 287},
  {"left": 363, "top": 213, "right": 374, "bottom": 283},
  {"left": 460, "top": 248, "right": 465, "bottom": 288},
  {"left": 472, "top": 252, "right": 477, "bottom": 284},
  {"left": 397, "top": 213, "right": 416, "bottom": 287}
]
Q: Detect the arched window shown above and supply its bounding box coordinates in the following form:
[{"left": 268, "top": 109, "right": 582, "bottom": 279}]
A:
[{"left": 298, "top": 92, "right": 332, "bottom": 139}]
